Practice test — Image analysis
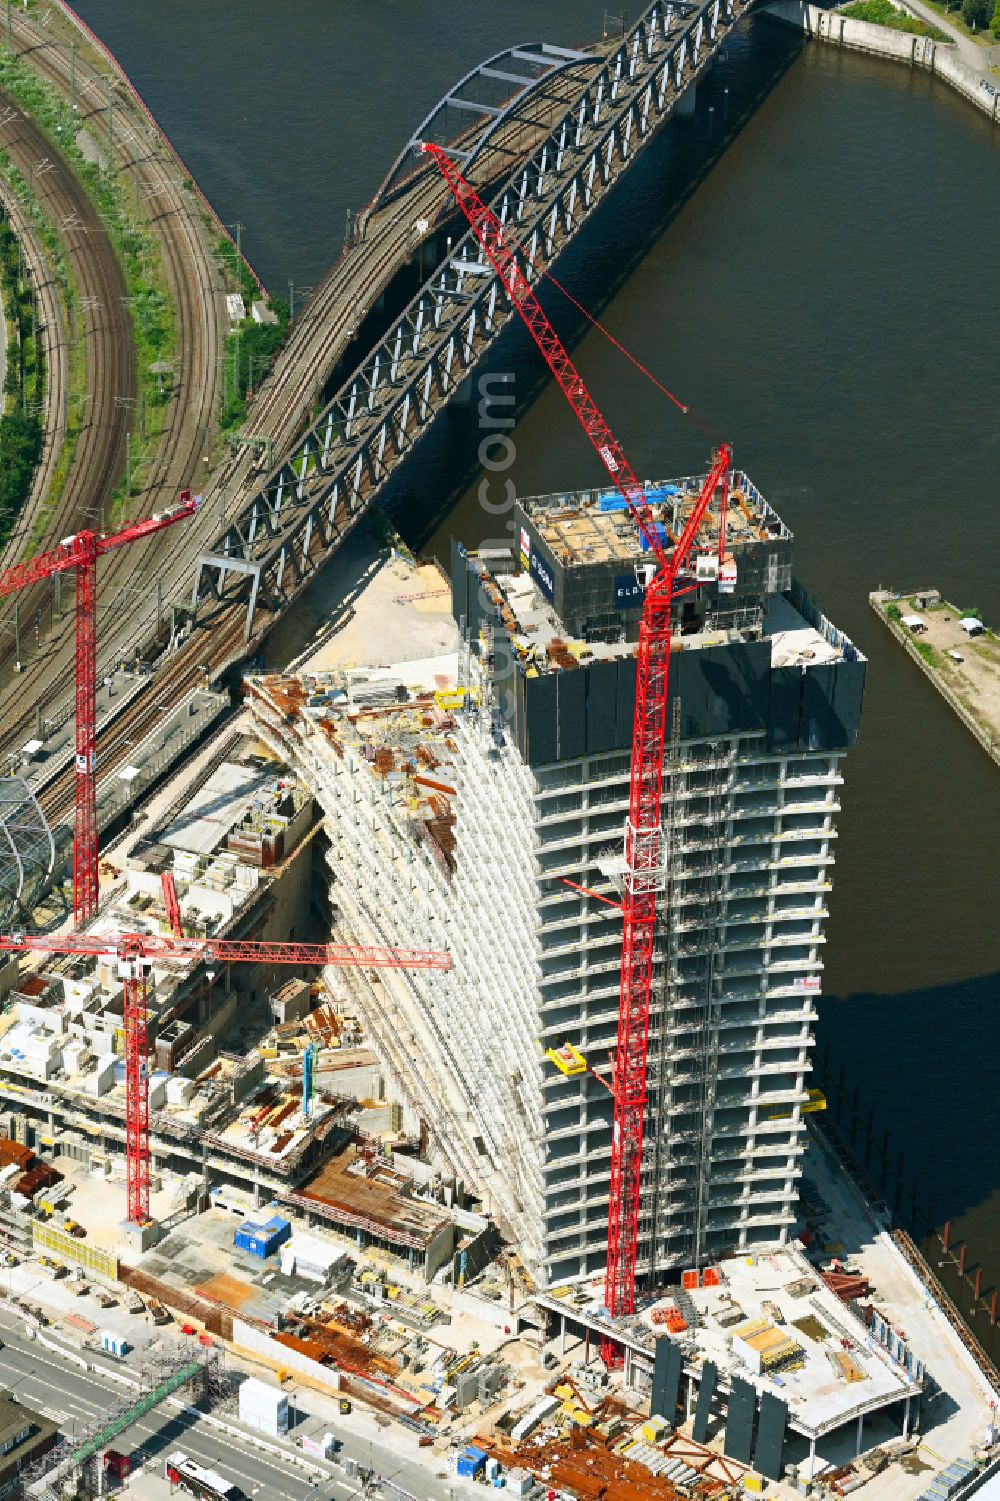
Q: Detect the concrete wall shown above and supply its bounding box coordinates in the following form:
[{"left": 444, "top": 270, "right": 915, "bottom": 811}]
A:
[{"left": 765, "top": 1, "right": 1000, "bottom": 122}]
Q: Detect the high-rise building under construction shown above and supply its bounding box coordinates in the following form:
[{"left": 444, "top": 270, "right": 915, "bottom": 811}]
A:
[{"left": 249, "top": 468, "right": 866, "bottom": 1293}]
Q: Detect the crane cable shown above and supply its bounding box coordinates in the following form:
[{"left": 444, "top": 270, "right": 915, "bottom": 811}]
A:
[
  {"left": 540, "top": 265, "right": 723, "bottom": 444},
  {"left": 505, "top": 228, "right": 722, "bottom": 442}
]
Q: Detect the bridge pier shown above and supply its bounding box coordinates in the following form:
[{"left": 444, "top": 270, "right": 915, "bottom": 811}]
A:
[
  {"left": 451, "top": 376, "right": 474, "bottom": 409},
  {"left": 674, "top": 82, "right": 698, "bottom": 118}
]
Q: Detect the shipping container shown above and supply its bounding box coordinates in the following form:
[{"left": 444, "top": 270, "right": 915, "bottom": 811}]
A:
[{"left": 457, "top": 1446, "right": 487, "bottom": 1479}]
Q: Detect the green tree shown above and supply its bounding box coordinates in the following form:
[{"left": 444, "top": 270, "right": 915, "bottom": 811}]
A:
[
  {"left": 961, "top": 0, "right": 991, "bottom": 26},
  {"left": 991, "top": 0, "right": 1000, "bottom": 35},
  {"left": 0, "top": 412, "right": 42, "bottom": 514}
]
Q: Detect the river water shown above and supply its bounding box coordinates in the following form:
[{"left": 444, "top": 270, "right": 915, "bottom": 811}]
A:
[{"left": 74, "top": 2, "right": 1000, "bottom": 1316}]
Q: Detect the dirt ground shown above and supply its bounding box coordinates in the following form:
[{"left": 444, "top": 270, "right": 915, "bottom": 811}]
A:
[{"left": 900, "top": 599, "right": 1000, "bottom": 744}]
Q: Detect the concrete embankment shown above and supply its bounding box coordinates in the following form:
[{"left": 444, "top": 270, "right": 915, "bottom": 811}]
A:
[{"left": 765, "top": 0, "right": 1000, "bottom": 122}]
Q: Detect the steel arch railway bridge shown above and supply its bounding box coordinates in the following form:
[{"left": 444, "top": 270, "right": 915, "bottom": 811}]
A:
[
  {"left": 2, "top": 0, "right": 752, "bottom": 863},
  {"left": 192, "top": 0, "right": 749, "bottom": 643}
]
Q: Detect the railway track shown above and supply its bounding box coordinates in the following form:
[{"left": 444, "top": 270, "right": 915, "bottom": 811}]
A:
[
  {"left": 0, "top": 85, "right": 134, "bottom": 647},
  {"left": 0, "top": 12, "right": 226, "bottom": 753},
  {"left": 0, "top": 14, "right": 598, "bottom": 843}
]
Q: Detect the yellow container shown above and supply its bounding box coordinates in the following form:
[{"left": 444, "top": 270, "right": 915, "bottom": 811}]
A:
[{"left": 742, "top": 1474, "right": 764, "bottom": 1495}]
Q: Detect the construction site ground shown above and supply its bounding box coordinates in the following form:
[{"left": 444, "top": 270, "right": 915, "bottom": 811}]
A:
[
  {"left": 800, "top": 1130, "right": 997, "bottom": 1498},
  {"left": 262, "top": 515, "right": 459, "bottom": 677},
  {"left": 43, "top": 1154, "right": 178, "bottom": 1255}
]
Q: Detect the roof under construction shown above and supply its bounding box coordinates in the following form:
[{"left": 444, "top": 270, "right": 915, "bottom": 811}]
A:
[{"left": 519, "top": 471, "right": 787, "bottom": 571}]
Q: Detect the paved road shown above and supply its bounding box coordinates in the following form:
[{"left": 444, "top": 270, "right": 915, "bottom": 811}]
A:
[
  {"left": 0, "top": 1307, "right": 459, "bottom": 1501},
  {"left": 900, "top": 0, "right": 1000, "bottom": 69}
]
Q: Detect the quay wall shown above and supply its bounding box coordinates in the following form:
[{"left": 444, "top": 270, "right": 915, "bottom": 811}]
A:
[{"left": 764, "top": 1, "right": 1000, "bottom": 123}]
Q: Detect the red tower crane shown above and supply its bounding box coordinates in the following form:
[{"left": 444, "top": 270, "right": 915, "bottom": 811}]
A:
[
  {"left": 0, "top": 492, "right": 200, "bottom": 927},
  {"left": 160, "top": 871, "right": 183, "bottom": 937},
  {"left": 422, "top": 143, "right": 731, "bottom": 1346},
  {"left": 0, "top": 929, "right": 451, "bottom": 1226}
]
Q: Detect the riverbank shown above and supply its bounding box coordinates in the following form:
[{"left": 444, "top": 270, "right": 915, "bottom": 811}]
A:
[
  {"left": 870, "top": 588, "right": 1000, "bottom": 766},
  {"left": 764, "top": 0, "right": 1000, "bottom": 120}
]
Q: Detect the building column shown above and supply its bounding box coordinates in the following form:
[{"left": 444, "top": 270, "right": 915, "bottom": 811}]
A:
[
  {"left": 808, "top": 1436, "right": 816, "bottom": 1476},
  {"left": 686, "top": 1375, "right": 695, "bottom": 1420},
  {"left": 856, "top": 1413, "right": 864, "bottom": 1456},
  {"left": 902, "top": 1395, "right": 911, "bottom": 1440},
  {"left": 560, "top": 1314, "right": 566, "bottom": 1355}
]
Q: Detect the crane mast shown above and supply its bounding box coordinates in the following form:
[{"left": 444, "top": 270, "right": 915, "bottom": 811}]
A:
[
  {"left": 422, "top": 142, "right": 731, "bottom": 1345},
  {"left": 0, "top": 929, "right": 450, "bottom": 1226},
  {"left": 0, "top": 491, "right": 200, "bottom": 924}
]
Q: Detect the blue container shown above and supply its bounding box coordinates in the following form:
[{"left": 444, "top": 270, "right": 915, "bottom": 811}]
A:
[
  {"left": 646, "top": 483, "right": 682, "bottom": 501},
  {"left": 597, "top": 493, "right": 628, "bottom": 512},
  {"left": 639, "top": 522, "right": 671, "bottom": 553},
  {"left": 235, "top": 1213, "right": 291, "bottom": 1258},
  {"left": 457, "top": 1446, "right": 487, "bottom": 1479}
]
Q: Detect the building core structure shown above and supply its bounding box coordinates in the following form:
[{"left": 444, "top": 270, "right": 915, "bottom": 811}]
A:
[{"left": 249, "top": 468, "right": 866, "bottom": 1294}]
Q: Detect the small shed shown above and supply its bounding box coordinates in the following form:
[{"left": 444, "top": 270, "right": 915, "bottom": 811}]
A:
[
  {"left": 958, "top": 617, "right": 985, "bottom": 637},
  {"left": 100, "top": 1329, "right": 128, "bottom": 1358},
  {"left": 901, "top": 614, "right": 927, "bottom": 635}
]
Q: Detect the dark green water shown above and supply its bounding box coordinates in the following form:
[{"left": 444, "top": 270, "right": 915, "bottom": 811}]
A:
[{"left": 74, "top": 1, "right": 1000, "bottom": 1317}]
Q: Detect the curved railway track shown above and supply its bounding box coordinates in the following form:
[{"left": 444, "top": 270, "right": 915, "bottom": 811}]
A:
[
  {"left": 0, "top": 16, "right": 226, "bottom": 754},
  {"left": 0, "top": 13, "right": 578, "bottom": 840},
  {"left": 0, "top": 86, "right": 134, "bottom": 637}
]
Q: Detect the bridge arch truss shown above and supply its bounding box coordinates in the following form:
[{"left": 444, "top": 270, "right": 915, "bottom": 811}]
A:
[
  {"left": 193, "top": 0, "right": 747, "bottom": 642},
  {"left": 372, "top": 42, "right": 601, "bottom": 214}
]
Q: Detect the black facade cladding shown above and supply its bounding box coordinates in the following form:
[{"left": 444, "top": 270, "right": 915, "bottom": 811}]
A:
[
  {"left": 509, "top": 636, "right": 864, "bottom": 767},
  {"left": 754, "top": 1391, "right": 789, "bottom": 1483},
  {"left": 450, "top": 542, "right": 866, "bottom": 768},
  {"left": 724, "top": 1375, "right": 757, "bottom": 1464},
  {"left": 651, "top": 1337, "right": 684, "bottom": 1423}
]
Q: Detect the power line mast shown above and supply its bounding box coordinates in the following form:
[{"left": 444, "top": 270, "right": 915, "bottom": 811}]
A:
[{"left": 422, "top": 141, "right": 731, "bottom": 1356}]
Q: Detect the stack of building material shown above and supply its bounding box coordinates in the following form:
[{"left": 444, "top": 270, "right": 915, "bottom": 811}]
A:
[{"left": 822, "top": 1268, "right": 871, "bottom": 1303}]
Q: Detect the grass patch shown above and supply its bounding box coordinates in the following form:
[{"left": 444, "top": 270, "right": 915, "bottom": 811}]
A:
[
  {"left": 911, "top": 0, "right": 996, "bottom": 41},
  {"left": 841, "top": 0, "right": 950, "bottom": 36},
  {"left": 0, "top": 45, "right": 176, "bottom": 544},
  {"left": 913, "top": 639, "right": 941, "bottom": 668},
  {"left": 885, "top": 601, "right": 903, "bottom": 623}
]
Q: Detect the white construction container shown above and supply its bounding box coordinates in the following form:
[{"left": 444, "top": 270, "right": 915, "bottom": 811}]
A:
[
  {"left": 279, "top": 1232, "right": 343, "bottom": 1284},
  {"left": 166, "top": 1075, "right": 195, "bottom": 1106},
  {"left": 238, "top": 1377, "right": 289, "bottom": 1436},
  {"left": 62, "top": 1042, "right": 89, "bottom": 1074},
  {"left": 100, "top": 1329, "right": 129, "bottom": 1358}
]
